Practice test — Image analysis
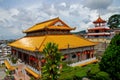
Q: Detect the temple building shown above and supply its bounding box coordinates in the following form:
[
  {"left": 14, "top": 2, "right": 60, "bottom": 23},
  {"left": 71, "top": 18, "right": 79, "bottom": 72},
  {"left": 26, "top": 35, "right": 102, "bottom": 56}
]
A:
[
  {"left": 5, "top": 17, "right": 97, "bottom": 79},
  {"left": 87, "top": 16, "right": 114, "bottom": 42}
]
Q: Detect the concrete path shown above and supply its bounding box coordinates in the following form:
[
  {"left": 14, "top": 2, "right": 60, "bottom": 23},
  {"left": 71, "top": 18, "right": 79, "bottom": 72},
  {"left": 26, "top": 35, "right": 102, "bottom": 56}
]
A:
[{"left": 0, "top": 67, "right": 6, "bottom": 80}]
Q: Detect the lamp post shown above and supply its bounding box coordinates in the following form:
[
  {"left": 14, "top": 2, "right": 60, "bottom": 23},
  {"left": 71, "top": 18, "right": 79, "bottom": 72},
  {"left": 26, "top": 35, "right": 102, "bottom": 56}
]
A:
[{"left": 35, "top": 48, "right": 41, "bottom": 79}]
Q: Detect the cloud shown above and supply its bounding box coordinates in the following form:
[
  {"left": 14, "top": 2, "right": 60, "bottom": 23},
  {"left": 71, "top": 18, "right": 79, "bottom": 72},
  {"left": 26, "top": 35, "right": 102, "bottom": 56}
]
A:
[
  {"left": 85, "top": 0, "right": 113, "bottom": 9},
  {"left": 59, "top": 2, "right": 67, "bottom": 7},
  {"left": 0, "top": 0, "right": 120, "bottom": 39},
  {"left": 107, "top": 6, "right": 120, "bottom": 13},
  {"left": 0, "top": 2, "right": 99, "bottom": 39}
]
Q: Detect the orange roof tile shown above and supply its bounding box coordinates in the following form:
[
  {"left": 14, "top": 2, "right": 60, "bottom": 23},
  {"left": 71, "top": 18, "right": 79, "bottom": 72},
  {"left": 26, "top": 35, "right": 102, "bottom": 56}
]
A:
[
  {"left": 9, "top": 35, "right": 97, "bottom": 52},
  {"left": 23, "top": 17, "right": 74, "bottom": 33},
  {"left": 93, "top": 16, "right": 106, "bottom": 23},
  {"left": 4, "top": 60, "right": 16, "bottom": 71}
]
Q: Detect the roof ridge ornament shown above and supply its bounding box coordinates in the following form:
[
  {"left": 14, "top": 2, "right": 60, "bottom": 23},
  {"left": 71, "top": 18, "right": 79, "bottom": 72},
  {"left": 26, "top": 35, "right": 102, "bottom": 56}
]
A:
[{"left": 93, "top": 16, "right": 106, "bottom": 24}]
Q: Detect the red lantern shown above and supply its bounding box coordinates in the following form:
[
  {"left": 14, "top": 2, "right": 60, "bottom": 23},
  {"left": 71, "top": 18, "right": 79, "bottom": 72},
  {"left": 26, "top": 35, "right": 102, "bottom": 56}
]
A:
[
  {"left": 88, "top": 50, "right": 90, "bottom": 54},
  {"left": 31, "top": 57, "right": 34, "bottom": 60},
  {"left": 64, "top": 54, "right": 68, "bottom": 58},
  {"left": 33, "top": 57, "right": 36, "bottom": 61},
  {"left": 12, "top": 49, "right": 16, "bottom": 53},
  {"left": 90, "top": 50, "right": 93, "bottom": 54},
  {"left": 77, "top": 52, "right": 80, "bottom": 56},
  {"left": 87, "top": 50, "right": 89, "bottom": 54},
  {"left": 29, "top": 56, "right": 32, "bottom": 60},
  {"left": 35, "top": 58, "right": 38, "bottom": 62},
  {"left": 41, "top": 59, "right": 46, "bottom": 63},
  {"left": 82, "top": 51, "right": 84, "bottom": 54},
  {"left": 84, "top": 51, "right": 87, "bottom": 54},
  {"left": 90, "top": 50, "right": 94, "bottom": 54},
  {"left": 31, "top": 57, "right": 33, "bottom": 60},
  {"left": 30, "top": 56, "right": 35, "bottom": 61}
]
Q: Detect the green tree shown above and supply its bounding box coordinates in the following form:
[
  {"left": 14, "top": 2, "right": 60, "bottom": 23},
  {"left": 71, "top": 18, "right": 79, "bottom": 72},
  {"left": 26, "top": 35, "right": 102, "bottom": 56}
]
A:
[
  {"left": 42, "top": 42, "right": 62, "bottom": 80},
  {"left": 107, "top": 14, "right": 120, "bottom": 29},
  {"left": 99, "top": 34, "right": 120, "bottom": 80}
]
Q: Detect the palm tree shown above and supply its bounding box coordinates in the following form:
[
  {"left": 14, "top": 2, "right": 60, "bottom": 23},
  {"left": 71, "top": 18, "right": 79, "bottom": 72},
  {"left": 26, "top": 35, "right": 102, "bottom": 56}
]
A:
[{"left": 42, "top": 42, "right": 62, "bottom": 80}]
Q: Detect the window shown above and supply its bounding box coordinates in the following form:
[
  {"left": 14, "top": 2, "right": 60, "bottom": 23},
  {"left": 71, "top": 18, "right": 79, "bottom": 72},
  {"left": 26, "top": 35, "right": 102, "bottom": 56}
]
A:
[
  {"left": 95, "top": 30, "right": 99, "bottom": 33},
  {"left": 72, "top": 54, "right": 76, "bottom": 58},
  {"left": 95, "top": 35, "right": 99, "bottom": 37}
]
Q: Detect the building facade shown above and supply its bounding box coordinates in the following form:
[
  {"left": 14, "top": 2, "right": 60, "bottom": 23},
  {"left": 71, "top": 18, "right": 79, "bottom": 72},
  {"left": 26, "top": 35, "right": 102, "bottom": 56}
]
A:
[
  {"left": 87, "top": 16, "right": 114, "bottom": 40},
  {"left": 7, "top": 17, "right": 97, "bottom": 79}
]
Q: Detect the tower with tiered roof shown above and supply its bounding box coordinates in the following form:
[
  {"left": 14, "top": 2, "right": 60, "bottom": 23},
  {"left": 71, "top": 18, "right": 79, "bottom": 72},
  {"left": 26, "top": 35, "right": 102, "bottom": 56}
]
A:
[{"left": 87, "top": 16, "right": 114, "bottom": 40}]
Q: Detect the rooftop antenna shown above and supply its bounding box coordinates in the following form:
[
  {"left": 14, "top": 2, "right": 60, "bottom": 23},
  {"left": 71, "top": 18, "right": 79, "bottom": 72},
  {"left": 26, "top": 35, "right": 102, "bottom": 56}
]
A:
[{"left": 98, "top": 8, "right": 101, "bottom": 17}]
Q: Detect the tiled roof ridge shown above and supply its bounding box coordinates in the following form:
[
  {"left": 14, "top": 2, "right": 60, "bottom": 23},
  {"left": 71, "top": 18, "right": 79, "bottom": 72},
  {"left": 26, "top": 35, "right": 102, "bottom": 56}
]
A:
[
  {"left": 93, "top": 16, "right": 106, "bottom": 23},
  {"left": 36, "top": 17, "right": 59, "bottom": 25},
  {"left": 23, "top": 17, "right": 59, "bottom": 33}
]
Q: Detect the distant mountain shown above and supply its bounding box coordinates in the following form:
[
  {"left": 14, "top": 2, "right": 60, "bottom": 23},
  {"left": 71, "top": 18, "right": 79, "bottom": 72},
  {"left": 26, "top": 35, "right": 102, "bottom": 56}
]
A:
[{"left": 71, "top": 30, "right": 87, "bottom": 35}]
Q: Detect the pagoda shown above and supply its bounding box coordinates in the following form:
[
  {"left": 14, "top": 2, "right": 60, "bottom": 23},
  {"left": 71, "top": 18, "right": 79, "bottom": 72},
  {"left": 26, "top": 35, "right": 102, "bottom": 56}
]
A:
[
  {"left": 87, "top": 16, "right": 113, "bottom": 40},
  {"left": 6, "top": 17, "right": 97, "bottom": 79}
]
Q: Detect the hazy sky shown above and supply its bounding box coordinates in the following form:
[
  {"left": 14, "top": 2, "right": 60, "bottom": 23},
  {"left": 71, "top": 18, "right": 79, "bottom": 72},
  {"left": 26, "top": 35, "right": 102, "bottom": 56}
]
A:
[{"left": 0, "top": 0, "right": 120, "bottom": 39}]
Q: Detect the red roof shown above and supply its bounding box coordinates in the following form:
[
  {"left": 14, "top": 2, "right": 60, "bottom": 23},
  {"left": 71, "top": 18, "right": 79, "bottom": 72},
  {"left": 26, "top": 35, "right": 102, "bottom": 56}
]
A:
[{"left": 93, "top": 16, "right": 106, "bottom": 23}]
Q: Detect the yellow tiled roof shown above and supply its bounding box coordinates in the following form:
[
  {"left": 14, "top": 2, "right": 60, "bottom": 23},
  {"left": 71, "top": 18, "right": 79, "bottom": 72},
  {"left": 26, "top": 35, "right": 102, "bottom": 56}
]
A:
[
  {"left": 9, "top": 35, "right": 97, "bottom": 52},
  {"left": 25, "top": 67, "right": 40, "bottom": 79},
  {"left": 4, "top": 60, "right": 16, "bottom": 71},
  {"left": 23, "top": 17, "right": 74, "bottom": 33},
  {"left": 9, "top": 36, "right": 46, "bottom": 51}
]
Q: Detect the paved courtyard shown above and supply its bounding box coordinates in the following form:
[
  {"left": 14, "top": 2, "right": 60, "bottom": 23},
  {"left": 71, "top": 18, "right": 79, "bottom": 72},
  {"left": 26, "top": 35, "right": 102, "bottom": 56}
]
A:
[{"left": 0, "top": 67, "right": 6, "bottom": 80}]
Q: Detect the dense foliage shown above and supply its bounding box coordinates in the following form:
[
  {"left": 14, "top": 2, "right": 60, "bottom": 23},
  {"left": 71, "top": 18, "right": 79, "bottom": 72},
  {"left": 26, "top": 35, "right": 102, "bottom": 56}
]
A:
[
  {"left": 11, "top": 56, "right": 18, "bottom": 64},
  {"left": 99, "top": 34, "right": 120, "bottom": 80},
  {"left": 60, "top": 63, "right": 110, "bottom": 80},
  {"left": 42, "top": 42, "right": 62, "bottom": 80},
  {"left": 107, "top": 14, "right": 120, "bottom": 29}
]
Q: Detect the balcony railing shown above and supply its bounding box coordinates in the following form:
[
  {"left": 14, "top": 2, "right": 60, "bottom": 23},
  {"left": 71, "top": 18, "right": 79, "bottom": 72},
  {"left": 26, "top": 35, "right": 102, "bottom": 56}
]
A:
[
  {"left": 69, "top": 57, "right": 98, "bottom": 67},
  {"left": 26, "top": 64, "right": 41, "bottom": 75},
  {"left": 7, "top": 58, "right": 17, "bottom": 66},
  {"left": 7, "top": 58, "right": 41, "bottom": 75}
]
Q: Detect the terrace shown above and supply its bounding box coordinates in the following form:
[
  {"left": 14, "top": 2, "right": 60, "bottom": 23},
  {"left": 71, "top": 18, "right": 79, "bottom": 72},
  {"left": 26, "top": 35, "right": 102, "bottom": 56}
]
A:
[
  {"left": 69, "top": 57, "right": 98, "bottom": 67},
  {"left": 4, "top": 58, "right": 41, "bottom": 80}
]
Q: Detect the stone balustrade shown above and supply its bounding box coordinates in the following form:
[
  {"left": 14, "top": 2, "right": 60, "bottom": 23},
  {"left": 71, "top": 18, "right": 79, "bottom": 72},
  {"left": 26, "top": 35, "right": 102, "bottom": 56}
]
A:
[
  {"left": 69, "top": 57, "right": 97, "bottom": 67},
  {"left": 7, "top": 58, "right": 17, "bottom": 66},
  {"left": 26, "top": 64, "right": 41, "bottom": 74}
]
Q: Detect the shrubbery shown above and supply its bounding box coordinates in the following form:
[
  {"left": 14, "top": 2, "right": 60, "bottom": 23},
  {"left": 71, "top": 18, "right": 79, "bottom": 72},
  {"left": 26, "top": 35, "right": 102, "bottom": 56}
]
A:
[
  {"left": 11, "top": 57, "right": 18, "bottom": 64},
  {"left": 60, "top": 63, "right": 111, "bottom": 80},
  {"left": 99, "top": 34, "right": 120, "bottom": 80}
]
